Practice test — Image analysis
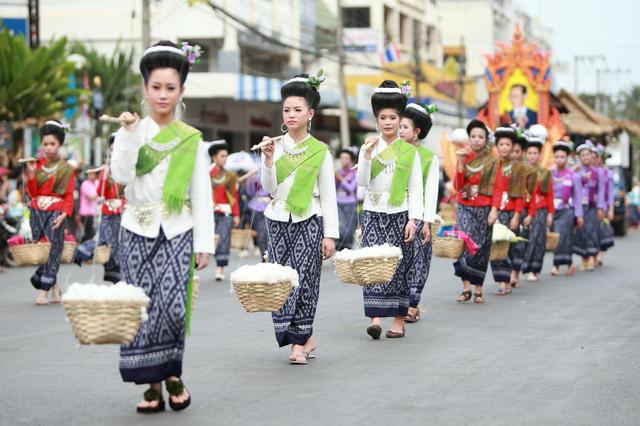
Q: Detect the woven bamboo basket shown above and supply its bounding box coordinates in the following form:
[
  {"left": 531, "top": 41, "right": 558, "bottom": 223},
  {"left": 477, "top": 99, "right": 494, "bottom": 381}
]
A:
[
  {"left": 9, "top": 242, "right": 51, "bottom": 266},
  {"left": 60, "top": 242, "right": 77, "bottom": 264},
  {"left": 546, "top": 232, "right": 560, "bottom": 251},
  {"left": 490, "top": 240, "right": 510, "bottom": 261},
  {"left": 351, "top": 256, "right": 399, "bottom": 285},
  {"left": 431, "top": 224, "right": 464, "bottom": 259},
  {"left": 231, "top": 280, "right": 292, "bottom": 313},
  {"left": 63, "top": 299, "right": 149, "bottom": 344},
  {"left": 334, "top": 258, "right": 359, "bottom": 284},
  {"left": 231, "top": 229, "right": 257, "bottom": 250},
  {"left": 85, "top": 245, "right": 111, "bottom": 265},
  {"left": 191, "top": 275, "right": 200, "bottom": 311}
]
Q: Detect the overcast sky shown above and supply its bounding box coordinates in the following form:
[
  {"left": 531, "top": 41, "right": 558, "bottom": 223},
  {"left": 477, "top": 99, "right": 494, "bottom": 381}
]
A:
[{"left": 516, "top": 0, "right": 639, "bottom": 96}]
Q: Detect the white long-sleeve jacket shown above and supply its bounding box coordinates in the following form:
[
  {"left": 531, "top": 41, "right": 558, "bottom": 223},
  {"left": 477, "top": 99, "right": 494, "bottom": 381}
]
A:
[
  {"left": 111, "top": 117, "right": 215, "bottom": 254},
  {"left": 261, "top": 133, "right": 339, "bottom": 238}
]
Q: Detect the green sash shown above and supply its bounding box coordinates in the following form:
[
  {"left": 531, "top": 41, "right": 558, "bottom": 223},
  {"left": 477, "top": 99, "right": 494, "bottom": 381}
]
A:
[
  {"left": 36, "top": 157, "right": 74, "bottom": 196},
  {"left": 371, "top": 138, "right": 417, "bottom": 206},
  {"left": 416, "top": 145, "right": 435, "bottom": 188},
  {"left": 135, "top": 120, "right": 201, "bottom": 213},
  {"left": 275, "top": 135, "right": 328, "bottom": 216}
]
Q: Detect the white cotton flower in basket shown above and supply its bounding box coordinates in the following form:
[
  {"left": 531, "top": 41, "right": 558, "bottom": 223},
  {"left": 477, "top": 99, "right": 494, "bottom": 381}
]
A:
[
  {"left": 230, "top": 263, "right": 299, "bottom": 292},
  {"left": 334, "top": 243, "right": 403, "bottom": 261},
  {"left": 63, "top": 282, "right": 150, "bottom": 302},
  {"left": 230, "top": 263, "right": 299, "bottom": 313}
]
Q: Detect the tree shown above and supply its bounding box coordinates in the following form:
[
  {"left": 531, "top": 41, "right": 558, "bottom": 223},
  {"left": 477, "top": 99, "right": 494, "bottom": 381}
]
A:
[
  {"left": 616, "top": 86, "right": 640, "bottom": 123},
  {"left": 0, "top": 29, "right": 80, "bottom": 149},
  {"left": 68, "top": 42, "right": 141, "bottom": 117}
]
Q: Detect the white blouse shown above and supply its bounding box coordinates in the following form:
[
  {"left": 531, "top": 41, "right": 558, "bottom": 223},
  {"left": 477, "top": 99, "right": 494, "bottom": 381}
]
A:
[
  {"left": 422, "top": 150, "right": 440, "bottom": 224},
  {"left": 261, "top": 133, "right": 339, "bottom": 239},
  {"left": 111, "top": 117, "right": 215, "bottom": 254},
  {"left": 356, "top": 137, "right": 424, "bottom": 220}
]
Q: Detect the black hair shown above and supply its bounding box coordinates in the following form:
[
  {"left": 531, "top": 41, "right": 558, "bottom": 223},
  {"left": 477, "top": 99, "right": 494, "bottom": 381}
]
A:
[
  {"left": 280, "top": 74, "right": 321, "bottom": 110},
  {"left": 552, "top": 143, "right": 571, "bottom": 154},
  {"left": 466, "top": 119, "right": 489, "bottom": 138},
  {"left": 337, "top": 148, "right": 356, "bottom": 163},
  {"left": 402, "top": 106, "right": 433, "bottom": 140},
  {"left": 514, "top": 133, "right": 527, "bottom": 149},
  {"left": 40, "top": 121, "right": 65, "bottom": 145},
  {"left": 208, "top": 142, "right": 229, "bottom": 158},
  {"left": 510, "top": 84, "right": 527, "bottom": 94},
  {"left": 494, "top": 128, "right": 516, "bottom": 144},
  {"left": 527, "top": 139, "right": 543, "bottom": 151},
  {"left": 140, "top": 40, "right": 190, "bottom": 86},
  {"left": 108, "top": 133, "right": 116, "bottom": 146},
  {"left": 371, "top": 80, "right": 407, "bottom": 117}
]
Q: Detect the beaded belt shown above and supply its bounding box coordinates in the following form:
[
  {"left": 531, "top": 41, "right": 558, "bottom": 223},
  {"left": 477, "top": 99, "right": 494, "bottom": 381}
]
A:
[
  {"left": 126, "top": 202, "right": 192, "bottom": 230},
  {"left": 35, "top": 195, "right": 62, "bottom": 211},
  {"left": 105, "top": 199, "right": 123, "bottom": 212},
  {"left": 215, "top": 203, "right": 232, "bottom": 215}
]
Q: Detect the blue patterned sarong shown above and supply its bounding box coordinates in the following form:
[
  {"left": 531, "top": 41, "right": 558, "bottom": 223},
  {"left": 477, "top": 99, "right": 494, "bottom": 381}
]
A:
[
  {"left": 361, "top": 210, "right": 411, "bottom": 317},
  {"left": 214, "top": 213, "right": 232, "bottom": 266},
  {"left": 522, "top": 208, "right": 548, "bottom": 274},
  {"left": 267, "top": 215, "right": 323, "bottom": 347},
  {"left": 409, "top": 221, "right": 433, "bottom": 308},
  {"left": 490, "top": 210, "right": 516, "bottom": 283},
  {"left": 552, "top": 208, "right": 574, "bottom": 266},
  {"left": 29, "top": 208, "right": 64, "bottom": 291},
  {"left": 119, "top": 228, "right": 193, "bottom": 384},
  {"left": 454, "top": 205, "right": 493, "bottom": 286}
]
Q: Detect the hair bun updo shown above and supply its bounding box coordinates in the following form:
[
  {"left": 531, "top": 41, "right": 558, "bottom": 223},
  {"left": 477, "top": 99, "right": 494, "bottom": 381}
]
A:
[
  {"left": 280, "top": 74, "right": 321, "bottom": 110},
  {"left": 40, "top": 120, "right": 66, "bottom": 145},
  {"left": 371, "top": 80, "right": 407, "bottom": 117},
  {"left": 140, "top": 40, "right": 190, "bottom": 85}
]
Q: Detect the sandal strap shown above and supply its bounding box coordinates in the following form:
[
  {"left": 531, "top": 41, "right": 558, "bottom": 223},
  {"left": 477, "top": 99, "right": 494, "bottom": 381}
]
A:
[
  {"left": 165, "top": 379, "right": 185, "bottom": 396},
  {"left": 474, "top": 293, "right": 483, "bottom": 298},
  {"left": 143, "top": 388, "right": 162, "bottom": 402}
]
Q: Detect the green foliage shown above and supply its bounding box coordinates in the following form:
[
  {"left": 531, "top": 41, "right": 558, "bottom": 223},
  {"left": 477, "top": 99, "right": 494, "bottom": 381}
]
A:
[
  {"left": 69, "top": 42, "right": 141, "bottom": 116},
  {"left": 0, "top": 29, "right": 80, "bottom": 123}
]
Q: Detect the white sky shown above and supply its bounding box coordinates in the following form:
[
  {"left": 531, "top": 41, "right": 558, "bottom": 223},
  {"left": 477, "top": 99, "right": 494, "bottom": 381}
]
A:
[{"left": 516, "top": 0, "right": 640, "bottom": 96}]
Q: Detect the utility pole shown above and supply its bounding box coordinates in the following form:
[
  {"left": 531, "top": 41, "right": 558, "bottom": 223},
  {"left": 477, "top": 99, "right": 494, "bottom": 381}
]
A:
[
  {"left": 336, "top": 0, "right": 350, "bottom": 148},
  {"left": 457, "top": 36, "right": 466, "bottom": 127},
  {"left": 412, "top": 22, "right": 422, "bottom": 98},
  {"left": 573, "top": 54, "right": 605, "bottom": 94},
  {"left": 27, "top": 0, "right": 39, "bottom": 49}
]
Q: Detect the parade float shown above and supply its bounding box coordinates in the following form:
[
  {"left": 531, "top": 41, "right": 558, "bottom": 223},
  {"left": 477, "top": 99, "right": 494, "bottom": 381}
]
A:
[{"left": 442, "top": 24, "right": 565, "bottom": 181}]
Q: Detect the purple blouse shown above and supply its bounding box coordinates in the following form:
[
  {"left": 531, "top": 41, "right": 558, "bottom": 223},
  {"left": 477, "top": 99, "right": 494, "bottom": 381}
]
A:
[
  {"left": 576, "top": 165, "right": 606, "bottom": 210},
  {"left": 336, "top": 167, "right": 357, "bottom": 205},
  {"left": 552, "top": 168, "right": 584, "bottom": 218},
  {"left": 245, "top": 171, "right": 271, "bottom": 212}
]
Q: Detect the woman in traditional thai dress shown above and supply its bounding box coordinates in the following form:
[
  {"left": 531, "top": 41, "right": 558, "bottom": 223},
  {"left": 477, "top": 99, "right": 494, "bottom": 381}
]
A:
[
  {"left": 111, "top": 41, "right": 214, "bottom": 413},
  {"left": 573, "top": 141, "right": 606, "bottom": 271},
  {"left": 260, "top": 72, "right": 338, "bottom": 364},
  {"left": 549, "top": 140, "right": 583, "bottom": 277},
  {"left": 453, "top": 119, "right": 502, "bottom": 304},
  {"left": 593, "top": 144, "right": 615, "bottom": 263},
  {"left": 398, "top": 103, "right": 439, "bottom": 322},
  {"left": 335, "top": 147, "right": 358, "bottom": 249},
  {"left": 489, "top": 127, "right": 526, "bottom": 295},
  {"left": 96, "top": 133, "right": 125, "bottom": 283},
  {"left": 357, "top": 80, "right": 423, "bottom": 338},
  {"left": 508, "top": 132, "right": 534, "bottom": 288},
  {"left": 521, "top": 135, "right": 554, "bottom": 281},
  {"left": 208, "top": 141, "right": 240, "bottom": 281},
  {"left": 24, "top": 120, "right": 75, "bottom": 305}
]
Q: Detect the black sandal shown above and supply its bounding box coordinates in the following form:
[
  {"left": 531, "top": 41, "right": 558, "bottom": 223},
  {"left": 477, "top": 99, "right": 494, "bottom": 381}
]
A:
[
  {"left": 457, "top": 290, "right": 472, "bottom": 302},
  {"left": 165, "top": 379, "right": 191, "bottom": 411},
  {"left": 474, "top": 292, "right": 485, "bottom": 304},
  {"left": 366, "top": 324, "right": 382, "bottom": 340},
  {"left": 136, "top": 388, "right": 165, "bottom": 414}
]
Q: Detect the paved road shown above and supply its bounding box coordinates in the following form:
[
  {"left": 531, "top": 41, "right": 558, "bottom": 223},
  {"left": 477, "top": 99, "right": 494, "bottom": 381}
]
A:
[{"left": 1, "top": 234, "right": 639, "bottom": 426}]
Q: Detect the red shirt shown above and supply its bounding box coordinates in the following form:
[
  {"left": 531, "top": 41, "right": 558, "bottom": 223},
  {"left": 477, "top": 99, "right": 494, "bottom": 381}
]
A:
[
  {"left": 454, "top": 153, "right": 504, "bottom": 209},
  {"left": 496, "top": 163, "right": 524, "bottom": 213},
  {"left": 26, "top": 159, "right": 75, "bottom": 217},
  {"left": 527, "top": 178, "right": 555, "bottom": 214},
  {"left": 96, "top": 170, "right": 125, "bottom": 215},
  {"left": 210, "top": 167, "right": 240, "bottom": 217}
]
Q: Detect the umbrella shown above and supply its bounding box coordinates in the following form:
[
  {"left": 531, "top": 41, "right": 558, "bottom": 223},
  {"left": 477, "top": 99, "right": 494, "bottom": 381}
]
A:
[{"left": 226, "top": 151, "right": 258, "bottom": 173}]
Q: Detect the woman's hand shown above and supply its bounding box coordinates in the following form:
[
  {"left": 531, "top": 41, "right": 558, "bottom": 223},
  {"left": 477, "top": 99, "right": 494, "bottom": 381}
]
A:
[
  {"left": 232, "top": 216, "right": 240, "bottom": 227},
  {"left": 24, "top": 159, "right": 37, "bottom": 179},
  {"left": 488, "top": 207, "right": 498, "bottom": 226},
  {"left": 404, "top": 220, "right": 417, "bottom": 242},
  {"left": 321, "top": 237, "right": 335, "bottom": 260},
  {"left": 523, "top": 215, "right": 532, "bottom": 227},
  {"left": 597, "top": 208, "right": 605, "bottom": 221},
  {"left": 421, "top": 222, "right": 431, "bottom": 244},
  {"left": 608, "top": 206, "right": 614, "bottom": 221},
  {"left": 546, "top": 212, "right": 553, "bottom": 228},
  {"left": 261, "top": 136, "right": 275, "bottom": 167},
  {"left": 509, "top": 213, "right": 520, "bottom": 231},
  {"left": 576, "top": 217, "right": 585, "bottom": 228},
  {"left": 195, "top": 252, "right": 210, "bottom": 271},
  {"left": 120, "top": 112, "right": 140, "bottom": 132},
  {"left": 52, "top": 212, "right": 67, "bottom": 230},
  {"left": 363, "top": 136, "right": 378, "bottom": 160}
]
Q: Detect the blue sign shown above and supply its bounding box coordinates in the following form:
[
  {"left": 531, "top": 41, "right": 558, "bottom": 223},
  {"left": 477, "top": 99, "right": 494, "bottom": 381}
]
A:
[{"left": 1, "top": 18, "right": 28, "bottom": 38}]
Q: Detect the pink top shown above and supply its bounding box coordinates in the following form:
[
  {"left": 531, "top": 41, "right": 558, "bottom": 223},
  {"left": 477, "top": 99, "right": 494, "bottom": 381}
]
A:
[{"left": 79, "top": 179, "right": 98, "bottom": 216}]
